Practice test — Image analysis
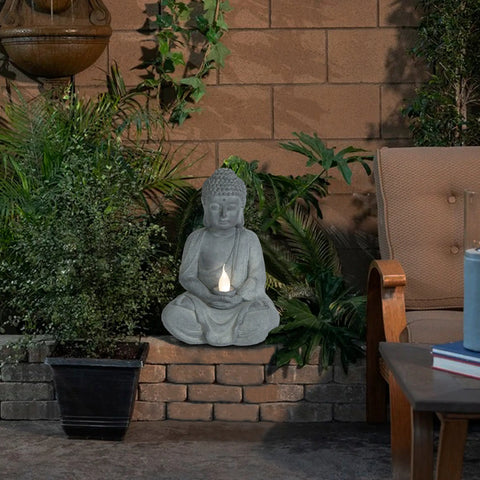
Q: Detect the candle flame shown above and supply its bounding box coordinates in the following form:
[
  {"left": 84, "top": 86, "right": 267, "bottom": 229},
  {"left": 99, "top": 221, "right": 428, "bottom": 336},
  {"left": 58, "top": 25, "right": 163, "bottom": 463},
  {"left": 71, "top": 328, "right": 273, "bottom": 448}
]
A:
[{"left": 218, "top": 264, "right": 231, "bottom": 292}]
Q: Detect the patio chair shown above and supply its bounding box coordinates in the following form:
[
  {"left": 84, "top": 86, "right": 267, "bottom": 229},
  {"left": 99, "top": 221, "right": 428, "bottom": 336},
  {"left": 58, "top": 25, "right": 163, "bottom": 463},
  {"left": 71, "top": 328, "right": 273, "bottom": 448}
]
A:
[{"left": 366, "top": 146, "right": 480, "bottom": 479}]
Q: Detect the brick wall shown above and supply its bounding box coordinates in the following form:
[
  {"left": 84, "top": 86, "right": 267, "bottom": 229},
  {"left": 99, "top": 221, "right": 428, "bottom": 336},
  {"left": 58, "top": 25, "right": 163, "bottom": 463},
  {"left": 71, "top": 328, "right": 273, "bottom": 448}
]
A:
[
  {"left": 0, "top": 338, "right": 59, "bottom": 420},
  {"left": 0, "top": 336, "right": 366, "bottom": 422},
  {"left": 133, "top": 337, "right": 366, "bottom": 422}
]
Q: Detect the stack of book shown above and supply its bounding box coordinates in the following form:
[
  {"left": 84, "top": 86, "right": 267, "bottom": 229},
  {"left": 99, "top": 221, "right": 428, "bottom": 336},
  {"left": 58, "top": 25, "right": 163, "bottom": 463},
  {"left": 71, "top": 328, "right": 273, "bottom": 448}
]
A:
[{"left": 432, "top": 341, "right": 480, "bottom": 379}]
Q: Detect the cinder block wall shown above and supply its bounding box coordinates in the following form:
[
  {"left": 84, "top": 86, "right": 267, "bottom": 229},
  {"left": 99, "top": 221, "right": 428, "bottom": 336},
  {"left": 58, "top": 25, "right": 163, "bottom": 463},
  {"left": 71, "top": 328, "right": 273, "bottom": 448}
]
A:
[{"left": 0, "top": 0, "right": 423, "bottom": 286}]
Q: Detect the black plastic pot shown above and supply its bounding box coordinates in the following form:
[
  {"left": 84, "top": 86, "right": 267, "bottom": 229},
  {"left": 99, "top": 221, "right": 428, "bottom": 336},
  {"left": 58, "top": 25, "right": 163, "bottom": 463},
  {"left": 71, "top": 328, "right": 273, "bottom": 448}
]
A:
[{"left": 45, "top": 342, "right": 148, "bottom": 440}]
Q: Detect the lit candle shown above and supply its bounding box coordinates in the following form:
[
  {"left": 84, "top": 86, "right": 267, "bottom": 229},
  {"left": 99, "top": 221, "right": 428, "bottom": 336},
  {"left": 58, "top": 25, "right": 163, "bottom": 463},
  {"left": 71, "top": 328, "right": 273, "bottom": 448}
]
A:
[{"left": 218, "top": 264, "right": 231, "bottom": 292}]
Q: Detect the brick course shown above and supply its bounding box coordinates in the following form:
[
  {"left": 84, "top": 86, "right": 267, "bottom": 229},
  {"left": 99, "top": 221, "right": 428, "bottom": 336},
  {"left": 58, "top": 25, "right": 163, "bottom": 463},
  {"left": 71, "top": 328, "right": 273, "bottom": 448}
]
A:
[
  {"left": 167, "top": 364, "right": 215, "bottom": 384},
  {"left": 216, "top": 364, "right": 265, "bottom": 386},
  {"left": 188, "top": 384, "right": 242, "bottom": 403},
  {"left": 214, "top": 403, "right": 259, "bottom": 422}
]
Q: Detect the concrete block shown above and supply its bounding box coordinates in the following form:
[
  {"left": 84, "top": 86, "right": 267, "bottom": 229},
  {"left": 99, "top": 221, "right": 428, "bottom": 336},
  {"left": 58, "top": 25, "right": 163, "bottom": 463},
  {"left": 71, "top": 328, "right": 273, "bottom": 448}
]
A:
[
  {"left": 0, "top": 346, "right": 27, "bottom": 364},
  {"left": 381, "top": 84, "right": 417, "bottom": 139},
  {"left": 272, "top": 0, "right": 377, "bottom": 27},
  {"left": 188, "top": 384, "right": 242, "bottom": 403},
  {"left": 221, "top": 30, "right": 326, "bottom": 84},
  {"left": 214, "top": 403, "right": 259, "bottom": 422},
  {"left": 168, "top": 86, "right": 272, "bottom": 141},
  {"left": 228, "top": 0, "right": 269, "bottom": 28},
  {"left": 333, "top": 357, "right": 366, "bottom": 384},
  {"left": 379, "top": 0, "right": 421, "bottom": 27},
  {"left": 266, "top": 365, "right": 332, "bottom": 385},
  {"left": 27, "top": 341, "right": 55, "bottom": 363},
  {"left": 167, "top": 365, "right": 215, "bottom": 384},
  {"left": 139, "top": 364, "right": 166, "bottom": 384},
  {"left": 103, "top": 0, "right": 158, "bottom": 30},
  {"left": 260, "top": 402, "right": 332, "bottom": 422},
  {"left": 167, "top": 402, "right": 213, "bottom": 421},
  {"left": 1, "top": 364, "right": 53, "bottom": 383},
  {"left": 243, "top": 384, "right": 304, "bottom": 403},
  {"left": 139, "top": 383, "right": 187, "bottom": 402},
  {"left": 132, "top": 401, "right": 166, "bottom": 421},
  {"left": 274, "top": 85, "right": 380, "bottom": 139},
  {"left": 305, "top": 384, "right": 366, "bottom": 404},
  {"left": 216, "top": 365, "right": 264, "bottom": 385},
  {"left": 107, "top": 31, "right": 156, "bottom": 87},
  {"left": 1, "top": 401, "right": 59, "bottom": 420},
  {"left": 0, "top": 383, "right": 53, "bottom": 401},
  {"left": 328, "top": 29, "right": 419, "bottom": 83}
]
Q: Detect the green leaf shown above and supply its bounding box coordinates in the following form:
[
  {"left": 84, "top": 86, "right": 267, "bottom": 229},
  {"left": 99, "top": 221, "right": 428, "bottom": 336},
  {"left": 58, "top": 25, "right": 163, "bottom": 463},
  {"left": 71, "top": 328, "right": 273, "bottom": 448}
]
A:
[
  {"left": 180, "top": 77, "right": 206, "bottom": 103},
  {"left": 170, "top": 52, "right": 186, "bottom": 66},
  {"left": 203, "top": 0, "right": 218, "bottom": 24},
  {"left": 156, "top": 13, "right": 174, "bottom": 29},
  {"left": 206, "top": 42, "right": 230, "bottom": 67}
]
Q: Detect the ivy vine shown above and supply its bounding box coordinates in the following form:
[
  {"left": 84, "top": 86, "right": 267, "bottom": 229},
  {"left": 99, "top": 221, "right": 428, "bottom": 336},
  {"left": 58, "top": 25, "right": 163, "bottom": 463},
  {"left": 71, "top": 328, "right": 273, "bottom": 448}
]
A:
[{"left": 139, "top": 0, "right": 231, "bottom": 127}]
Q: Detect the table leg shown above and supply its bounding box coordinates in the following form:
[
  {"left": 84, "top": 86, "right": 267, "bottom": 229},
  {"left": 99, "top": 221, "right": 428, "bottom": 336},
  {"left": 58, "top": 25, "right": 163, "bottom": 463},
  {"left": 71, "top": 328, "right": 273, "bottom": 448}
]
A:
[
  {"left": 389, "top": 375, "right": 412, "bottom": 480},
  {"left": 435, "top": 414, "right": 468, "bottom": 480},
  {"left": 411, "top": 410, "right": 434, "bottom": 480}
]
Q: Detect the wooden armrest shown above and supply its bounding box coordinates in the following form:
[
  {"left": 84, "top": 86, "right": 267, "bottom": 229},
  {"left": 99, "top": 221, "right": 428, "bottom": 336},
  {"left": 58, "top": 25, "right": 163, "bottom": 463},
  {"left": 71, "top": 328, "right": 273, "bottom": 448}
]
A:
[
  {"left": 366, "top": 259, "right": 408, "bottom": 423},
  {"left": 367, "top": 259, "right": 407, "bottom": 343}
]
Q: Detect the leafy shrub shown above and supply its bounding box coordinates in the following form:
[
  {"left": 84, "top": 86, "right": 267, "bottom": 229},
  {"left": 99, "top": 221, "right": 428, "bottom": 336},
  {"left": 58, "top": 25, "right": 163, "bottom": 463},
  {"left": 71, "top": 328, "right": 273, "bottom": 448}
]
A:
[{"left": 0, "top": 78, "right": 186, "bottom": 357}]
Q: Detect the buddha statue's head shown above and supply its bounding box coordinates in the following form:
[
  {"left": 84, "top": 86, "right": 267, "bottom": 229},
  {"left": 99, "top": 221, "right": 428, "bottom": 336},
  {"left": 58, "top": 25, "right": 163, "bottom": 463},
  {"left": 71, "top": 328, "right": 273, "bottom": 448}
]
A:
[{"left": 201, "top": 168, "right": 247, "bottom": 230}]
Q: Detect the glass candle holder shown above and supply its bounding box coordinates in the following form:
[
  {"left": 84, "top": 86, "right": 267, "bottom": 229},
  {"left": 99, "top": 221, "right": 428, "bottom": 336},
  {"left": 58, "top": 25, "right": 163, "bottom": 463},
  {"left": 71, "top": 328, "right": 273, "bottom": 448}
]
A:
[{"left": 463, "top": 191, "right": 480, "bottom": 351}]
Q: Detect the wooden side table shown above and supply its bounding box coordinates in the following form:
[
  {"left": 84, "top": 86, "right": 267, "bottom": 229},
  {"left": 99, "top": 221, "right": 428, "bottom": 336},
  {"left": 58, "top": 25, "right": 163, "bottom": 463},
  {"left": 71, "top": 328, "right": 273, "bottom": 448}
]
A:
[{"left": 379, "top": 342, "right": 480, "bottom": 480}]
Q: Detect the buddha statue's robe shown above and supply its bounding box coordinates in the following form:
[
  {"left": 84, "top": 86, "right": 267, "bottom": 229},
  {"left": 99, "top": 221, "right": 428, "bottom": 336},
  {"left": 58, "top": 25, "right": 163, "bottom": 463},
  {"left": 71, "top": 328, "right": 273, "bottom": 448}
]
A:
[{"left": 162, "top": 226, "right": 280, "bottom": 346}]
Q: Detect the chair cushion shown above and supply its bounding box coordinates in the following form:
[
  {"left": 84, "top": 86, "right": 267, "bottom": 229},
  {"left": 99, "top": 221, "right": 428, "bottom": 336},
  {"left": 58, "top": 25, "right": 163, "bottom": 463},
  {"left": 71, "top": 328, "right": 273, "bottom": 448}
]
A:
[
  {"left": 405, "top": 310, "right": 463, "bottom": 343},
  {"left": 375, "top": 146, "right": 480, "bottom": 310}
]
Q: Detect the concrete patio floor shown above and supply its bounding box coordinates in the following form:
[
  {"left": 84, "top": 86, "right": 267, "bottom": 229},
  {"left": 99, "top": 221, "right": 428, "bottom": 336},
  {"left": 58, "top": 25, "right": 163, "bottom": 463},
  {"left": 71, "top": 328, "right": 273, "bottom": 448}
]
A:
[{"left": 1, "top": 420, "right": 480, "bottom": 480}]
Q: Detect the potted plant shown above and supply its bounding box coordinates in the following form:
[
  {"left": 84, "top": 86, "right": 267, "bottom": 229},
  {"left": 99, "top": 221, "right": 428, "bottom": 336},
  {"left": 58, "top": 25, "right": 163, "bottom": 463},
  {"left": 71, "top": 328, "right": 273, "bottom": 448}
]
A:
[{"left": 0, "top": 72, "right": 185, "bottom": 439}]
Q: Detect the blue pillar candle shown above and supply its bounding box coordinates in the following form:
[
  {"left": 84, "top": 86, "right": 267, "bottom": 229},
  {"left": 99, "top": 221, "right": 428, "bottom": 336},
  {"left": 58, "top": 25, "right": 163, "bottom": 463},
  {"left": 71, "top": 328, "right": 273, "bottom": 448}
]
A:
[{"left": 464, "top": 248, "right": 480, "bottom": 351}]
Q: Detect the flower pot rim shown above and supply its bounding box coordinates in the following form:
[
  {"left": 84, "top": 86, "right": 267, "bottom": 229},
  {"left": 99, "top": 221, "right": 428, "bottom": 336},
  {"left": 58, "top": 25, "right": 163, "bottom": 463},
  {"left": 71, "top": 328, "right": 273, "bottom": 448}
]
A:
[{"left": 45, "top": 341, "right": 149, "bottom": 368}]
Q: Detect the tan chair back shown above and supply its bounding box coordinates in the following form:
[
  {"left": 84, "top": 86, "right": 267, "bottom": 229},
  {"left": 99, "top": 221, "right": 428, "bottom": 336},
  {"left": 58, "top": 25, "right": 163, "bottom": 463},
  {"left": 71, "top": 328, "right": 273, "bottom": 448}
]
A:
[{"left": 375, "top": 146, "right": 480, "bottom": 311}]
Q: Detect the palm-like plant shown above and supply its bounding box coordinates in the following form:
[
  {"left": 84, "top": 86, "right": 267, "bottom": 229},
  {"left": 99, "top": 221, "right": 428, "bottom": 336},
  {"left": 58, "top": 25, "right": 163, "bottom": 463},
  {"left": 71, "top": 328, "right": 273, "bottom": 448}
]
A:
[{"left": 224, "top": 135, "right": 371, "bottom": 371}]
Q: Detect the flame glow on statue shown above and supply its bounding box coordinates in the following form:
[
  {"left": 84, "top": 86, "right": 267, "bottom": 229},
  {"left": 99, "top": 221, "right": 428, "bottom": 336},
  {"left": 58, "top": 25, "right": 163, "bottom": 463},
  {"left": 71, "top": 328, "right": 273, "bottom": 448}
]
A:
[{"left": 161, "top": 168, "right": 280, "bottom": 346}]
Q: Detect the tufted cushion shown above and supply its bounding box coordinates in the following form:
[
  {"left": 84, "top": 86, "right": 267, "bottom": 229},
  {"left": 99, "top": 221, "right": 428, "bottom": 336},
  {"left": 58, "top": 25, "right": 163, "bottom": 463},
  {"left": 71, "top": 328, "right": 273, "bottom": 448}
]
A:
[{"left": 375, "top": 146, "right": 480, "bottom": 310}]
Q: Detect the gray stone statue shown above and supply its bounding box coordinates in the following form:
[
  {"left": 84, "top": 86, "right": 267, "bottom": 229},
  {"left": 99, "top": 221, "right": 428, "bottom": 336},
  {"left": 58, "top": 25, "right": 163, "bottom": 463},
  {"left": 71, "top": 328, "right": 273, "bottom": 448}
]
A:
[{"left": 162, "top": 168, "right": 280, "bottom": 346}]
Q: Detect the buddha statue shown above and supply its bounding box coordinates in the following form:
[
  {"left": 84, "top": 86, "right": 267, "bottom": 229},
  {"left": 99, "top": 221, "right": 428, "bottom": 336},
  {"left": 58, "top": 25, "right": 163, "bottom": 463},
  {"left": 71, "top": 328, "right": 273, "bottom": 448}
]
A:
[{"left": 162, "top": 168, "right": 280, "bottom": 346}]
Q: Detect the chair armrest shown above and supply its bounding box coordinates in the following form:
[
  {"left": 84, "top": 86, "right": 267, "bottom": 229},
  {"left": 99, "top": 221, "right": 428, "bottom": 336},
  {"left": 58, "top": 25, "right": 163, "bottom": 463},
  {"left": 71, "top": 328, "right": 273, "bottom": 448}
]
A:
[
  {"left": 366, "top": 259, "right": 407, "bottom": 423},
  {"left": 367, "top": 259, "right": 407, "bottom": 343}
]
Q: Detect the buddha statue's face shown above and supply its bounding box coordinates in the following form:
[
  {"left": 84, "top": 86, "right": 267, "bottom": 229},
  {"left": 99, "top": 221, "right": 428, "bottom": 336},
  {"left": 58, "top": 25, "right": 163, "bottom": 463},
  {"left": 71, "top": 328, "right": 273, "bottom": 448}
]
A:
[{"left": 204, "top": 195, "right": 243, "bottom": 230}]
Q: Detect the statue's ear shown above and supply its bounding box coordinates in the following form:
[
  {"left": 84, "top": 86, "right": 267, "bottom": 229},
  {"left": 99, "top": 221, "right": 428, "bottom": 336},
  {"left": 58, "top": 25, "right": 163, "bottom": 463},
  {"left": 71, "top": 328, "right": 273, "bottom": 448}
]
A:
[{"left": 237, "top": 210, "right": 244, "bottom": 227}]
